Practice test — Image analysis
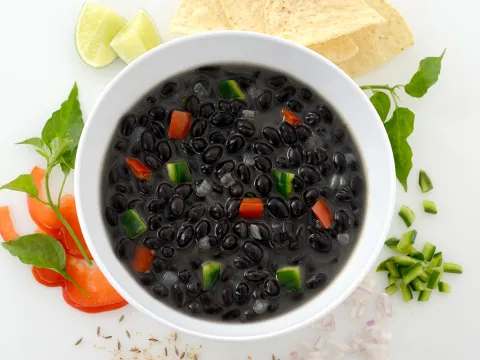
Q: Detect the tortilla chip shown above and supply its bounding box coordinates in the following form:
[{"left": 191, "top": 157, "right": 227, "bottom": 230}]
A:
[
  {"left": 170, "top": 0, "right": 231, "bottom": 34},
  {"left": 219, "top": 0, "right": 266, "bottom": 32},
  {"left": 309, "top": 36, "right": 359, "bottom": 63},
  {"left": 265, "top": 0, "right": 385, "bottom": 46},
  {"left": 337, "top": 0, "right": 414, "bottom": 78}
]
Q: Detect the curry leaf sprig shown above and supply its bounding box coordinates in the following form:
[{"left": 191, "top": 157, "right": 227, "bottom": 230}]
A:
[
  {"left": 361, "top": 50, "right": 446, "bottom": 191},
  {"left": 0, "top": 84, "right": 91, "bottom": 268}
]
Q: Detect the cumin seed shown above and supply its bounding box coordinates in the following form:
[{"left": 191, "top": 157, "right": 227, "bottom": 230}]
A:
[
  {"left": 103, "top": 335, "right": 112, "bottom": 339},
  {"left": 126, "top": 330, "right": 131, "bottom": 338},
  {"left": 74, "top": 337, "right": 83, "bottom": 346},
  {"left": 117, "top": 340, "right": 121, "bottom": 351},
  {"left": 164, "top": 347, "right": 168, "bottom": 356},
  {"left": 180, "top": 352, "right": 185, "bottom": 359},
  {"left": 194, "top": 354, "right": 198, "bottom": 360},
  {"left": 149, "top": 338, "right": 159, "bottom": 342},
  {"left": 174, "top": 332, "right": 178, "bottom": 341},
  {"left": 175, "top": 346, "right": 179, "bottom": 356},
  {"left": 96, "top": 326, "right": 100, "bottom": 336},
  {"left": 130, "top": 347, "right": 140, "bottom": 353},
  {"left": 119, "top": 315, "right": 124, "bottom": 323}
]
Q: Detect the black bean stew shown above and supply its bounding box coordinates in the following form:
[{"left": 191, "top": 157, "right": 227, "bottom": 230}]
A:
[{"left": 102, "top": 65, "right": 366, "bottom": 322}]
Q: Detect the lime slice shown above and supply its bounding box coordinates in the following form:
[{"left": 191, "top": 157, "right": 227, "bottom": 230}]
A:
[
  {"left": 75, "top": 3, "right": 126, "bottom": 68},
  {"left": 110, "top": 9, "right": 162, "bottom": 64}
]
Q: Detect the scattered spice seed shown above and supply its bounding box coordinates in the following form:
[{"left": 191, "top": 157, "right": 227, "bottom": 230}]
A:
[
  {"left": 180, "top": 352, "right": 186, "bottom": 359},
  {"left": 165, "top": 347, "right": 168, "bottom": 356},
  {"left": 194, "top": 354, "right": 198, "bottom": 360},
  {"left": 126, "top": 330, "right": 131, "bottom": 338},
  {"left": 74, "top": 337, "right": 83, "bottom": 346},
  {"left": 149, "top": 338, "right": 159, "bottom": 342},
  {"left": 272, "top": 355, "right": 276, "bottom": 360},
  {"left": 97, "top": 326, "right": 100, "bottom": 336},
  {"left": 130, "top": 347, "right": 141, "bottom": 353},
  {"left": 117, "top": 340, "right": 121, "bottom": 351},
  {"left": 103, "top": 335, "right": 112, "bottom": 339},
  {"left": 174, "top": 332, "right": 178, "bottom": 341},
  {"left": 119, "top": 315, "right": 124, "bottom": 323},
  {"left": 175, "top": 346, "right": 179, "bottom": 356}
]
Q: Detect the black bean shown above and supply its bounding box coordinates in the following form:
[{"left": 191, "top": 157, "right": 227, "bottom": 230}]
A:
[
  {"left": 243, "top": 241, "right": 263, "bottom": 262},
  {"left": 296, "top": 125, "right": 312, "bottom": 142},
  {"left": 148, "top": 215, "right": 162, "bottom": 231},
  {"left": 168, "top": 195, "right": 185, "bottom": 218},
  {"left": 290, "top": 197, "right": 306, "bottom": 217},
  {"left": 187, "top": 204, "right": 206, "bottom": 223},
  {"left": 221, "top": 267, "right": 234, "bottom": 282},
  {"left": 140, "top": 272, "right": 155, "bottom": 285},
  {"left": 253, "top": 142, "right": 274, "bottom": 155},
  {"left": 234, "top": 282, "right": 250, "bottom": 305},
  {"left": 210, "top": 112, "right": 234, "bottom": 128},
  {"left": 154, "top": 141, "right": 172, "bottom": 163},
  {"left": 161, "top": 245, "right": 175, "bottom": 258},
  {"left": 350, "top": 175, "right": 364, "bottom": 196},
  {"left": 160, "top": 81, "right": 176, "bottom": 97},
  {"left": 263, "top": 278, "right": 281, "bottom": 298},
  {"left": 149, "top": 121, "right": 166, "bottom": 139},
  {"left": 305, "top": 112, "right": 320, "bottom": 125},
  {"left": 276, "top": 86, "right": 296, "bottom": 103},
  {"left": 141, "top": 131, "right": 155, "bottom": 152},
  {"left": 113, "top": 140, "right": 129, "bottom": 153},
  {"left": 215, "top": 219, "right": 229, "bottom": 240},
  {"left": 299, "top": 88, "right": 313, "bottom": 101},
  {"left": 336, "top": 187, "right": 354, "bottom": 202},
  {"left": 157, "top": 183, "right": 173, "bottom": 205},
  {"left": 199, "top": 291, "right": 215, "bottom": 305},
  {"left": 174, "top": 184, "right": 192, "bottom": 199},
  {"left": 291, "top": 253, "right": 307, "bottom": 265},
  {"left": 181, "top": 141, "right": 195, "bottom": 155},
  {"left": 235, "top": 119, "right": 256, "bottom": 138},
  {"left": 105, "top": 207, "right": 118, "bottom": 226},
  {"left": 190, "top": 258, "right": 202, "bottom": 270},
  {"left": 236, "top": 164, "right": 250, "bottom": 184},
  {"left": 222, "top": 235, "right": 239, "bottom": 251},
  {"left": 217, "top": 99, "right": 232, "bottom": 112},
  {"left": 299, "top": 165, "right": 321, "bottom": 184},
  {"left": 199, "top": 102, "right": 215, "bottom": 119},
  {"left": 226, "top": 134, "right": 246, "bottom": 153},
  {"left": 152, "top": 258, "right": 165, "bottom": 273},
  {"left": 309, "top": 231, "right": 332, "bottom": 253},
  {"left": 111, "top": 193, "right": 126, "bottom": 213},
  {"left": 145, "top": 154, "right": 160, "bottom": 170},
  {"left": 222, "top": 308, "right": 241, "bottom": 321},
  {"left": 153, "top": 284, "right": 169, "bottom": 298},
  {"left": 211, "top": 181, "right": 223, "bottom": 194},
  {"left": 131, "top": 144, "right": 141, "bottom": 157},
  {"left": 202, "top": 145, "right": 223, "bottom": 164},
  {"left": 177, "top": 225, "right": 194, "bottom": 248},
  {"left": 231, "top": 99, "right": 247, "bottom": 115},
  {"left": 149, "top": 107, "right": 166, "bottom": 121},
  {"left": 121, "top": 115, "right": 136, "bottom": 136},
  {"left": 213, "top": 161, "right": 234, "bottom": 180},
  {"left": 229, "top": 182, "right": 244, "bottom": 198},
  {"left": 226, "top": 199, "right": 240, "bottom": 220},
  {"left": 306, "top": 273, "right": 327, "bottom": 289},
  {"left": 209, "top": 131, "right": 226, "bottom": 144},
  {"left": 195, "top": 220, "right": 211, "bottom": 239},
  {"left": 319, "top": 163, "right": 333, "bottom": 177},
  {"left": 254, "top": 156, "right": 272, "bottom": 172},
  {"left": 178, "top": 269, "right": 191, "bottom": 282},
  {"left": 303, "top": 188, "right": 320, "bottom": 205},
  {"left": 319, "top": 104, "right": 333, "bottom": 123},
  {"left": 207, "top": 203, "right": 224, "bottom": 221},
  {"left": 333, "top": 152, "right": 347, "bottom": 173},
  {"left": 266, "top": 197, "right": 290, "bottom": 219},
  {"left": 234, "top": 256, "right": 249, "bottom": 269},
  {"left": 201, "top": 164, "right": 213, "bottom": 175},
  {"left": 115, "top": 238, "right": 134, "bottom": 260},
  {"left": 127, "top": 199, "right": 141, "bottom": 209},
  {"left": 137, "top": 180, "right": 152, "bottom": 195},
  {"left": 244, "top": 269, "right": 269, "bottom": 282},
  {"left": 304, "top": 149, "right": 319, "bottom": 165},
  {"left": 279, "top": 122, "right": 297, "bottom": 145},
  {"left": 268, "top": 75, "right": 287, "bottom": 88},
  {"left": 287, "top": 100, "right": 303, "bottom": 112},
  {"left": 171, "top": 283, "right": 186, "bottom": 307},
  {"left": 184, "top": 95, "right": 200, "bottom": 116},
  {"left": 232, "top": 221, "right": 248, "bottom": 239},
  {"left": 244, "top": 192, "right": 257, "bottom": 198},
  {"left": 191, "top": 119, "right": 208, "bottom": 137},
  {"left": 191, "top": 138, "right": 208, "bottom": 153},
  {"left": 276, "top": 156, "right": 289, "bottom": 168},
  {"left": 287, "top": 145, "right": 303, "bottom": 166},
  {"left": 204, "top": 304, "right": 223, "bottom": 315},
  {"left": 256, "top": 90, "right": 272, "bottom": 111},
  {"left": 253, "top": 174, "right": 272, "bottom": 196},
  {"left": 262, "top": 127, "right": 282, "bottom": 147},
  {"left": 244, "top": 309, "right": 256, "bottom": 320},
  {"left": 187, "top": 281, "right": 201, "bottom": 295},
  {"left": 139, "top": 115, "right": 149, "bottom": 127}
]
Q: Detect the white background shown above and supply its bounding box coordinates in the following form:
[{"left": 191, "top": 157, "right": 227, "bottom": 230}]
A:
[{"left": 0, "top": 0, "right": 479, "bottom": 359}]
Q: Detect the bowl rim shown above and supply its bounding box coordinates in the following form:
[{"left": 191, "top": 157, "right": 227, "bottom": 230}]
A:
[{"left": 75, "top": 30, "right": 396, "bottom": 341}]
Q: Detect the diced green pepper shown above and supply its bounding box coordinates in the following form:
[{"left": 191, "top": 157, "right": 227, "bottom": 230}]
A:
[
  {"left": 419, "top": 170, "right": 434, "bottom": 193},
  {"left": 388, "top": 273, "right": 397, "bottom": 285},
  {"left": 386, "top": 260, "right": 400, "bottom": 278},
  {"left": 443, "top": 262, "right": 463, "bottom": 274},
  {"left": 400, "top": 282, "right": 413, "bottom": 302},
  {"left": 167, "top": 162, "right": 192, "bottom": 184},
  {"left": 427, "top": 269, "right": 443, "bottom": 289},
  {"left": 385, "top": 283, "right": 398, "bottom": 295},
  {"left": 418, "top": 270, "right": 429, "bottom": 283},
  {"left": 202, "top": 261, "right": 221, "bottom": 290},
  {"left": 428, "top": 252, "right": 443, "bottom": 269},
  {"left": 217, "top": 80, "right": 245, "bottom": 100},
  {"left": 271, "top": 170, "right": 295, "bottom": 198},
  {"left": 410, "top": 277, "right": 425, "bottom": 291},
  {"left": 409, "top": 248, "right": 424, "bottom": 260},
  {"left": 120, "top": 209, "right": 147, "bottom": 239},
  {"left": 398, "top": 205, "right": 415, "bottom": 227},
  {"left": 397, "top": 230, "right": 417, "bottom": 251},
  {"left": 392, "top": 255, "right": 420, "bottom": 267},
  {"left": 418, "top": 290, "right": 432, "bottom": 302},
  {"left": 438, "top": 282, "right": 451, "bottom": 293},
  {"left": 423, "top": 200, "right": 438, "bottom": 214},
  {"left": 402, "top": 262, "right": 424, "bottom": 285},
  {"left": 276, "top": 266, "right": 302, "bottom": 292},
  {"left": 376, "top": 259, "right": 389, "bottom": 272},
  {"left": 422, "top": 242, "right": 436, "bottom": 262}
]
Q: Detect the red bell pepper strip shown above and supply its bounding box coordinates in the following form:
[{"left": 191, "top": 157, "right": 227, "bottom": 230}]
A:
[
  {"left": 239, "top": 198, "right": 264, "bottom": 219},
  {"left": 132, "top": 246, "right": 155, "bottom": 272},
  {"left": 168, "top": 110, "right": 191, "bottom": 139},
  {"left": 312, "top": 199, "right": 333, "bottom": 228},
  {"left": 125, "top": 158, "right": 152, "bottom": 181},
  {"left": 32, "top": 267, "right": 65, "bottom": 287},
  {"left": 0, "top": 206, "right": 20, "bottom": 241},
  {"left": 282, "top": 108, "right": 301, "bottom": 127}
]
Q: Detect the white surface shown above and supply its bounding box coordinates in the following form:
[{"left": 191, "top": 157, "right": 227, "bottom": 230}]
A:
[
  {"left": 0, "top": 0, "right": 478, "bottom": 358},
  {"left": 76, "top": 31, "right": 395, "bottom": 340}
]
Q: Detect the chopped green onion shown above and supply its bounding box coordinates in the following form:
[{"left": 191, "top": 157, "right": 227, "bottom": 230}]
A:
[
  {"left": 422, "top": 242, "right": 436, "bottom": 262},
  {"left": 398, "top": 205, "right": 415, "bottom": 227},
  {"left": 428, "top": 252, "right": 443, "bottom": 268},
  {"left": 419, "top": 170, "right": 434, "bottom": 193},
  {"left": 423, "top": 200, "right": 437, "bottom": 214},
  {"left": 400, "top": 282, "right": 413, "bottom": 302},
  {"left": 438, "top": 282, "right": 452, "bottom": 293},
  {"left": 388, "top": 273, "right": 397, "bottom": 285},
  {"left": 427, "top": 269, "right": 443, "bottom": 289},
  {"left": 443, "top": 262, "right": 463, "bottom": 274},
  {"left": 410, "top": 277, "right": 425, "bottom": 291},
  {"left": 418, "top": 290, "right": 432, "bottom": 302},
  {"left": 217, "top": 80, "right": 245, "bottom": 100},
  {"left": 385, "top": 283, "right": 398, "bottom": 295},
  {"left": 402, "top": 262, "right": 424, "bottom": 285},
  {"left": 386, "top": 260, "right": 400, "bottom": 278},
  {"left": 397, "top": 230, "right": 417, "bottom": 251},
  {"left": 392, "top": 255, "right": 420, "bottom": 267},
  {"left": 120, "top": 209, "right": 147, "bottom": 239}
]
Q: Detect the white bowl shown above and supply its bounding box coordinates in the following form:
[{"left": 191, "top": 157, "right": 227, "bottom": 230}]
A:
[{"left": 75, "top": 31, "right": 395, "bottom": 341}]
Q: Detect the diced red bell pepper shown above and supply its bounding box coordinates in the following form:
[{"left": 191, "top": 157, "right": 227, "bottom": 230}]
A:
[
  {"left": 239, "top": 198, "right": 264, "bottom": 219},
  {"left": 312, "top": 199, "right": 333, "bottom": 228},
  {"left": 132, "top": 246, "right": 155, "bottom": 272},
  {"left": 168, "top": 110, "right": 191, "bottom": 139},
  {"left": 125, "top": 158, "right": 152, "bottom": 181},
  {"left": 282, "top": 108, "right": 301, "bottom": 127}
]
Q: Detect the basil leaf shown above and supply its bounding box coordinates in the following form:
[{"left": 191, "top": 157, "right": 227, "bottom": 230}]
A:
[
  {"left": 404, "top": 50, "right": 446, "bottom": 98},
  {"left": 370, "top": 91, "right": 391, "bottom": 122},
  {"left": 2, "top": 234, "right": 67, "bottom": 274},
  {"left": 60, "top": 163, "right": 72, "bottom": 177},
  {"left": 41, "top": 83, "right": 84, "bottom": 168},
  {"left": 0, "top": 174, "right": 38, "bottom": 198},
  {"left": 17, "top": 137, "right": 45, "bottom": 148},
  {"left": 50, "top": 137, "right": 74, "bottom": 166},
  {"left": 384, "top": 108, "right": 415, "bottom": 191}
]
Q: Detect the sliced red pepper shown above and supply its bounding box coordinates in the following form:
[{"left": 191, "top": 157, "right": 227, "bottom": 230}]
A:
[
  {"left": 312, "top": 199, "right": 333, "bottom": 228},
  {"left": 132, "top": 246, "right": 155, "bottom": 272},
  {"left": 0, "top": 206, "right": 20, "bottom": 241},
  {"left": 282, "top": 108, "right": 301, "bottom": 127},
  {"left": 32, "top": 267, "right": 65, "bottom": 287},
  {"left": 168, "top": 110, "right": 191, "bottom": 139},
  {"left": 239, "top": 198, "right": 264, "bottom": 219},
  {"left": 125, "top": 158, "right": 152, "bottom": 181},
  {"left": 63, "top": 256, "right": 127, "bottom": 312}
]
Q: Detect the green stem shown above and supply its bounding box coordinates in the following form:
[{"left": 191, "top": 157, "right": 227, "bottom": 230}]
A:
[
  {"left": 361, "top": 84, "right": 401, "bottom": 92},
  {"left": 45, "top": 167, "right": 92, "bottom": 265},
  {"left": 62, "top": 272, "right": 89, "bottom": 297},
  {"left": 35, "top": 197, "right": 50, "bottom": 206},
  {"left": 57, "top": 173, "right": 68, "bottom": 206}
]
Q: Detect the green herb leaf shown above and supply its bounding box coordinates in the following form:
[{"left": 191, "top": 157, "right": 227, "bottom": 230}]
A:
[
  {"left": 404, "top": 50, "right": 446, "bottom": 98},
  {"left": 41, "top": 83, "right": 84, "bottom": 168},
  {"left": 50, "top": 137, "right": 74, "bottom": 166},
  {"left": 384, "top": 108, "right": 415, "bottom": 191},
  {"left": 17, "top": 137, "right": 46, "bottom": 148},
  {"left": 369, "top": 91, "right": 391, "bottom": 122},
  {"left": 0, "top": 174, "right": 38, "bottom": 198}
]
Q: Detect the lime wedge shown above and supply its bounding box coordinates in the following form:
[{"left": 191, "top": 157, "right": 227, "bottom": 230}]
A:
[
  {"left": 110, "top": 10, "right": 162, "bottom": 64},
  {"left": 75, "top": 3, "right": 126, "bottom": 68}
]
